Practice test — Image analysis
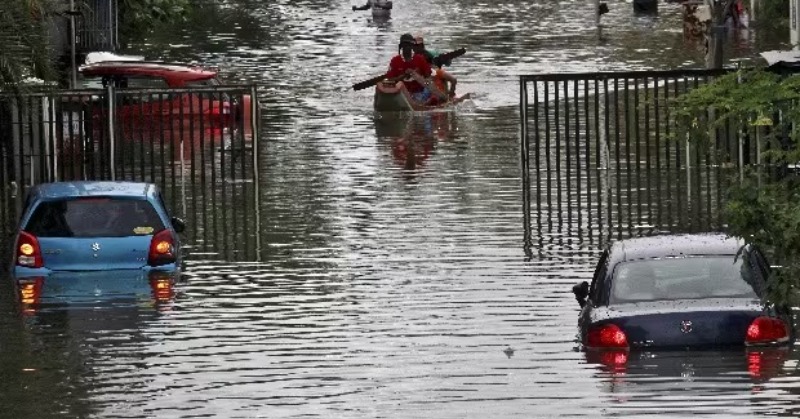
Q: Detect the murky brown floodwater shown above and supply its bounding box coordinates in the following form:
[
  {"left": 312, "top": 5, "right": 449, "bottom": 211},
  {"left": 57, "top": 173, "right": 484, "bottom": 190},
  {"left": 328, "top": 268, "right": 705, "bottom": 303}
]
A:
[{"left": 3, "top": 0, "right": 800, "bottom": 417}]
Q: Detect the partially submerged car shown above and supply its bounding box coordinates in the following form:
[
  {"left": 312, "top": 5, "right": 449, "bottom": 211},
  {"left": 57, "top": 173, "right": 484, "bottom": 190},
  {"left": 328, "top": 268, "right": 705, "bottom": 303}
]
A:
[
  {"left": 62, "top": 54, "right": 254, "bottom": 151},
  {"left": 11, "top": 181, "right": 185, "bottom": 275},
  {"left": 572, "top": 233, "right": 793, "bottom": 352}
]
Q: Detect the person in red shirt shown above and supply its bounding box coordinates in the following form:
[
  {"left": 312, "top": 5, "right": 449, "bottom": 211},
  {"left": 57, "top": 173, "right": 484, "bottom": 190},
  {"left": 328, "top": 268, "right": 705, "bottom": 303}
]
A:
[{"left": 385, "top": 33, "right": 433, "bottom": 103}]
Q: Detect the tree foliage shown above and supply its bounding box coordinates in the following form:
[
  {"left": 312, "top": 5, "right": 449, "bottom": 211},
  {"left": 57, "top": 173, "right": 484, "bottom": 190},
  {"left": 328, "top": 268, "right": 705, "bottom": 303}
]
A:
[
  {"left": 672, "top": 68, "right": 800, "bottom": 308},
  {"left": 119, "top": 0, "right": 191, "bottom": 46},
  {"left": 0, "top": 0, "right": 57, "bottom": 90},
  {"left": 0, "top": 0, "right": 190, "bottom": 88}
]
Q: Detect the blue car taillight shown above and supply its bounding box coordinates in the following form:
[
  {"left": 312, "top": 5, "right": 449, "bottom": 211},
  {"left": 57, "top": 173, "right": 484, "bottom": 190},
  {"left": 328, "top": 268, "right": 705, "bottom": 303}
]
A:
[
  {"left": 16, "top": 231, "right": 43, "bottom": 268},
  {"left": 148, "top": 229, "right": 177, "bottom": 266}
]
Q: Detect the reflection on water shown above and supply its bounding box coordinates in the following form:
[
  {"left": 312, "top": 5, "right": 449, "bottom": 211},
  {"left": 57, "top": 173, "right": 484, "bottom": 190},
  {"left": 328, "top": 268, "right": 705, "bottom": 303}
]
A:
[
  {"left": 374, "top": 111, "right": 460, "bottom": 174},
  {"left": 584, "top": 349, "right": 800, "bottom": 417},
  {"left": 1, "top": 0, "right": 799, "bottom": 417}
]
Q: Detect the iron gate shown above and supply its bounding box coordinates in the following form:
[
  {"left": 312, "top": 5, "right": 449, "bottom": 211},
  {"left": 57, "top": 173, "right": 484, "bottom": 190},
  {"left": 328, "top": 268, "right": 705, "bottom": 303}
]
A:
[{"left": 518, "top": 68, "right": 766, "bottom": 252}]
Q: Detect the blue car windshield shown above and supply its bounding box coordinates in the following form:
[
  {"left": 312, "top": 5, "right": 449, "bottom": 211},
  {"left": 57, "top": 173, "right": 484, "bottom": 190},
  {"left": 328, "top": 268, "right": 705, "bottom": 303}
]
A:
[
  {"left": 25, "top": 198, "right": 165, "bottom": 238},
  {"left": 610, "top": 257, "right": 759, "bottom": 304}
]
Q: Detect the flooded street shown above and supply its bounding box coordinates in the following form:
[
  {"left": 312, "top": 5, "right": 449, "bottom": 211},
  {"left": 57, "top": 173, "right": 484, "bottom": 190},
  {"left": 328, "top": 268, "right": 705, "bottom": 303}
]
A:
[{"left": 3, "top": 0, "right": 800, "bottom": 417}]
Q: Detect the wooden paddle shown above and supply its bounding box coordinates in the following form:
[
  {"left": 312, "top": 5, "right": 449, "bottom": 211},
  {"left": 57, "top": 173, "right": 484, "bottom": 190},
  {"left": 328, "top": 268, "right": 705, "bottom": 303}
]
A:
[{"left": 352, "top": 48, "right": 467, "bottom": 91}]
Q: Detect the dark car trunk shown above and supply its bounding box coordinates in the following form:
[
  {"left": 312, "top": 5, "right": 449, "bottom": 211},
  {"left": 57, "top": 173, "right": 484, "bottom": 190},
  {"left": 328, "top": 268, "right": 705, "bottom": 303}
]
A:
[{"left": 591, "top": 299, "right": 766, "bottom": 349}]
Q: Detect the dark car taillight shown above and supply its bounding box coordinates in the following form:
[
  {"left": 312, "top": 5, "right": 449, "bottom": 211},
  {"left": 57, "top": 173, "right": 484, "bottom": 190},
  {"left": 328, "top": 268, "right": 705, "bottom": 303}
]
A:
[
  {"left": 15, "top": 231, "right": 43, "bottom": 268},
  {"left": 148, "top": 229, "right": 177, "bottom": 266},
  {"left": 587, "top": 323, "right": 629, "bottom": 349},
  {"left": 746, "top": 317, "right": 789, "bottom": 345}
]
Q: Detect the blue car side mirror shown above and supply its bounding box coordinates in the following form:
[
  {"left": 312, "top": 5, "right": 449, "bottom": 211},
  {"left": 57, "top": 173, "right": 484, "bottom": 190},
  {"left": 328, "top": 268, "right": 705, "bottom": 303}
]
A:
[{"left": 171, "top": 217, "right": 186, "bottom": 234}]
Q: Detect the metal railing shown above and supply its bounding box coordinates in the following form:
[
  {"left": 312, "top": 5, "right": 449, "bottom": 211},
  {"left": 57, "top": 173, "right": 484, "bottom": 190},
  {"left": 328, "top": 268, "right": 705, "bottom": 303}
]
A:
[
  {"left": 519, "top": 68, "right": 762, "bottom": 252},
  {"left": 1, "top": 85, "right": 263, "bottom": 262}
]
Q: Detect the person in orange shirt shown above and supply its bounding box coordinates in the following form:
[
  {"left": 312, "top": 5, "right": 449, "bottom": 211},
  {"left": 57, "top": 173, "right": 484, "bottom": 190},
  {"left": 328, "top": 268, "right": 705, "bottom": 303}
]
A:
[{"left": 426, "top": 55, "right": 457, "bottom": 105}]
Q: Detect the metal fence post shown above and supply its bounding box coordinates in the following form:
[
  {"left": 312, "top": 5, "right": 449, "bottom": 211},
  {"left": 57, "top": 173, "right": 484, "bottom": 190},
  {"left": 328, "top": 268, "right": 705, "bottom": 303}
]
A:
[
  {"left": 520, "top": 77, "right": 531, "bottom": 251},
  {"left": 250, "top": 85, "right": 261, "bottom": 259},
  {"left": 106, "top": 84, "right": 116, "bottom": 180}
]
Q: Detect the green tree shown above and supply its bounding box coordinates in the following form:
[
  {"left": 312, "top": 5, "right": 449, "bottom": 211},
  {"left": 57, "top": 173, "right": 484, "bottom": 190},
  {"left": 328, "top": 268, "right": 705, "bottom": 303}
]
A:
[
  {"left": 119, "top": 0, "right": 191, "bottom": 47},
  {"left": 0, "top": 0, "right": 57, "bottom": 89},
  {"left": 0, "top": 0, "right": 190, "bottom": 88},
  {"left": 672, "top": 68, "right": 800, "bottom": 308}
]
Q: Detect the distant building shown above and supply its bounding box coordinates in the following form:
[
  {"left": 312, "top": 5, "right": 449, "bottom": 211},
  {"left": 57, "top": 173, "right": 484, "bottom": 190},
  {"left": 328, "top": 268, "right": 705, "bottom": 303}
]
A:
[{"left": 49, "top": 0, "right": 119, "bottom": 62}]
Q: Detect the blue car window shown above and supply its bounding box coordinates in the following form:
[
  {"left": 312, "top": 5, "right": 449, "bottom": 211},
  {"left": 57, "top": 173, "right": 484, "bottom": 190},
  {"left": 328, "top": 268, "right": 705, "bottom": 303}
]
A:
[
  {"left": 25, "top": 198, "right": 166, "bottom": 238},
  {"left": 610, "top": 257, "right": 759, "bottom": 304}
]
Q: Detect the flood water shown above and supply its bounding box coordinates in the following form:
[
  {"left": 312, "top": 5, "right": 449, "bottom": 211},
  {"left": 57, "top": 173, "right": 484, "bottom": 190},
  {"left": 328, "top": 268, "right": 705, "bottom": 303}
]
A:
[{"left": 3, "top": 0, "right": 800, "bottom": 417}]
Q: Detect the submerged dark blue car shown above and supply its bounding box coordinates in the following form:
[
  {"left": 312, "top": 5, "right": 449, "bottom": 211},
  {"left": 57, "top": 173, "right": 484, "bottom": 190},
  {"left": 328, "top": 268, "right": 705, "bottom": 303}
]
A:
[
  {"left": 11, "top": 181, "right": 185, "bottom": 275},
  {"left": 573, "top": 233, "right": 793, "bottom": 351}
]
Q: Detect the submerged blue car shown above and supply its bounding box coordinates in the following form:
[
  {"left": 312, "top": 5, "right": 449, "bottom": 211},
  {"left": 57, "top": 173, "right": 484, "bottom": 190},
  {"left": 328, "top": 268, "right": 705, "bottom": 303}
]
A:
[
  {"left": 572, "top": 233, "right": 793, "bottom": 351},
  {"left": 11, "top": 181, "right": 185, "bottom": 275}
]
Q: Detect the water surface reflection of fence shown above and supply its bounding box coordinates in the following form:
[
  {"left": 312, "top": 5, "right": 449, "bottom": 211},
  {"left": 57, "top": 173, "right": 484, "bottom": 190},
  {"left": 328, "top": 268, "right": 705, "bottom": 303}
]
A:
[
  {"left": 1, "top": 86, "right": 262, "bottom": 262},
  {"left": 519, "top": 68, "right": 762, "bottom": 253}
]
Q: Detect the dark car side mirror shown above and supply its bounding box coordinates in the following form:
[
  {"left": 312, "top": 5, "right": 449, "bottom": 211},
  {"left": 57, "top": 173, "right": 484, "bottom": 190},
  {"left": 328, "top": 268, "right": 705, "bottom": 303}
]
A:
[
  {"left": 171, "top": 217, "right": 186, "bottom": 234},
  {"left": 572, "top": 281, "right": 590, "bottom": 308}
]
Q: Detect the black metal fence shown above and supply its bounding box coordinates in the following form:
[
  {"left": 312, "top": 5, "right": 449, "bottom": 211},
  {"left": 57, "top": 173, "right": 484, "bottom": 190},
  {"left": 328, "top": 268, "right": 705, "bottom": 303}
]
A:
[
  {"left": 1, "top": 85, "right": 262, "bottom": 262},
  {"left": 519, "top": 68, "right": 763, "bottom": 251}
]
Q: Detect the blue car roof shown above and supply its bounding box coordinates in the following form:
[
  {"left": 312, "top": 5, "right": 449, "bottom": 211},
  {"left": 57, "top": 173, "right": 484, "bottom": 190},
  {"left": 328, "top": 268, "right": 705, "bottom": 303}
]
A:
[{"left": 29, "top": 181, "right": 156, "bottom": 200}]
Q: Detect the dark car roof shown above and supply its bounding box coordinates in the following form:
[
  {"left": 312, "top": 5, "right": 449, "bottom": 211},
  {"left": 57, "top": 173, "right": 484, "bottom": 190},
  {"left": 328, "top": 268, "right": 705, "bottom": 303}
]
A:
[
  {"left": 610, "top": 233, "right": 745, "bottom": 262},
  {"left": 29, "top": 181, "right": 156, "bottom": 200},
  {"left": 79, "top": 61, "right": 218, "bottom": 82}
]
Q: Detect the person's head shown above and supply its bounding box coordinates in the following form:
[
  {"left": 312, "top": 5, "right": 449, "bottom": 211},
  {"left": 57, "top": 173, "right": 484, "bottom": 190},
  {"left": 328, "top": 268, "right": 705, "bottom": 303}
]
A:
[
  {"left": 413, "top": 35, "right": 425, "bottom": 54},
  {"left": 399, "top": 33, "right": 415, "bottom": 58}
]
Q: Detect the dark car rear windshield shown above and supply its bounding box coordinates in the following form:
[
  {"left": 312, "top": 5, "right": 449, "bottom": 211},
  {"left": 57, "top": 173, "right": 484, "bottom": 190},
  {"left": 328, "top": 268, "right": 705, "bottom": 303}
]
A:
[
  {"left": 25, "top": 198, "right": 165, "bottom": 238},
  {"left": 610, "top": 257, "right": 759, "bottom": 304}
]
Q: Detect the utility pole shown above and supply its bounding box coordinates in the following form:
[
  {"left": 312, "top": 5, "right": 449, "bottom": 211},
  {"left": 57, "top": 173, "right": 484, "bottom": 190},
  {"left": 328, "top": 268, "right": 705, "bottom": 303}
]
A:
[
  {"left": 792, "top": 0, "right": 800, "bottom": 48},
  {"left": 69, "top": 0, "right": 77, "bottom": 88}
]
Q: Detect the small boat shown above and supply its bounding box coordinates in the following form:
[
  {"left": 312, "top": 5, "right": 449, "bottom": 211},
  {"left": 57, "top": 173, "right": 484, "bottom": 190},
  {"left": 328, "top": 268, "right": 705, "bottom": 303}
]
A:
[{"left": 374, "top": 81, "right": 469, "bottom": 112}]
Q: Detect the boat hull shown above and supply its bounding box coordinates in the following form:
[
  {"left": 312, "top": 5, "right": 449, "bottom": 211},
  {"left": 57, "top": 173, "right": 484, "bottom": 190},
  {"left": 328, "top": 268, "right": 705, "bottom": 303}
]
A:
[{"left": 374, "top": 82, "right": 468, "bottom": 112}]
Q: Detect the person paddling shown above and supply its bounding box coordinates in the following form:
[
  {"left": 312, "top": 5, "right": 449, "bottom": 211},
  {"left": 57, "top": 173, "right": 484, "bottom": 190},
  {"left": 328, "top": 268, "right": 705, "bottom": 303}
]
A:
[
  {"left": 385, "top": 33, "right": 434, "bottom": 104},
  {"left": 426, "top": 55, "right": 458, "bottom": 105},
  {"left": 352, "top": 0, "right": 393, "bottom": 19}
]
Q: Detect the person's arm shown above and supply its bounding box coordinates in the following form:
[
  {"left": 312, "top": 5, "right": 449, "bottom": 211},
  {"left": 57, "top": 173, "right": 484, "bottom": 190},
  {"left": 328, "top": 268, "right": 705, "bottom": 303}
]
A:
[
  {"left": 412, "top": 54, "right": 432, "bottom": 77},
  {"left": 439, "top": 69, "right": 457, "bottom": 96},
  {"left": 353, "top": 1, "right": 371, "bottom": 11},
  {"left": 385, "top": 56, "right": 403, "bottom": 79}
]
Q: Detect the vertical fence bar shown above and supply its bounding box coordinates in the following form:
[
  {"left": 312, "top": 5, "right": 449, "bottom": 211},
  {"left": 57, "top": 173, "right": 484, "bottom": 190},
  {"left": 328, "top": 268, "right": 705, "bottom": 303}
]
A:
[
  {"left": 544, "top": 81, "right": 551, "bottom": 228},
  {"left": 520, "top": 77, "right": 531, "bottom": 248},
  {"left": 673, "top": 77, "right": 683, "bottom": 229},
  {"left": 643, "top": 76, "right": 652, "bottom": 224},
  {"left": 562, "top": 80, "right": 570, "bottom": 231},
  {"left": 533, "top": 81, "right": 541, "bottom": 225},
  {"left": 250, "top": 85, "right": 261, "bottom": 259},
  {"left": 623, "top": 77, "right": 631, "bottom": 236},
  {"left": 584, "top": 79, "right": 593, "bottom": 241},
  {"left": 574, "top": 79, "right": 582, "bottom": 237},
  {"left": 603, "top": 77, "right": 611, "bottom": 242},
  {"left": 633, "top": 76, "right": 641, "bottom": 227},
  {"left": 614, "top": 77, "right": 622, "bottom": 239},
  {"left": 107, "top": 85, "right": 116, "bottom": 180},
  {"left": 554, "top": 81, "right": 562, "bottom": 229}
]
